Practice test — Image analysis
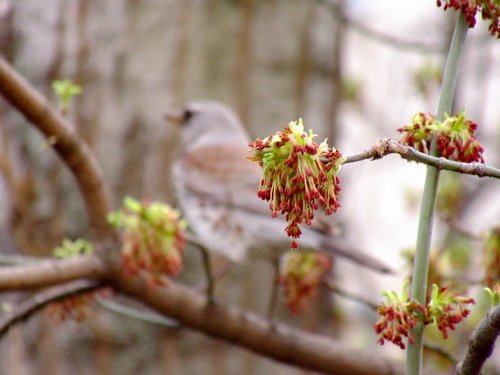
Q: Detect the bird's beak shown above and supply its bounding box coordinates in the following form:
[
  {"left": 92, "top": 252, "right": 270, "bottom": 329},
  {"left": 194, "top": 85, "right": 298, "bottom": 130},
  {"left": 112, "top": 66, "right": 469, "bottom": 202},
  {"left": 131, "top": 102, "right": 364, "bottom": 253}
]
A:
[{"left": 163, "top": 108, "right": 185, "bottom": 125}]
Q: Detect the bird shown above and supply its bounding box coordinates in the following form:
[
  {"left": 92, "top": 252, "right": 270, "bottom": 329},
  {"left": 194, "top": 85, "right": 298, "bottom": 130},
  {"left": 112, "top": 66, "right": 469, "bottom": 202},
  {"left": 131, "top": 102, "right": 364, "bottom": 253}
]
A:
[{"left": 168, "top": 101, "right": 393, "bottom": 299}]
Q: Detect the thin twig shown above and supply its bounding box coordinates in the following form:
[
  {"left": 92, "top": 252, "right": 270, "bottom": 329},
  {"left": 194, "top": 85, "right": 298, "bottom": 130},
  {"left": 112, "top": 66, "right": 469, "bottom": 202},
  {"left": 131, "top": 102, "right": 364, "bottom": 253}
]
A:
[
  {"left": 322, "top": 276, "right": 378, "bottom": 311},
  {"left": 343, "top": 139, "right": 500, "bottom": 179},
  {"left": 96, "top": 297, "right": 179, "bottom": 327},
  {"left": 423, "top": 340, "right": 458, "bottom": 366},
  {"left": 0, "top": 280, "right": 101, "bottom": 337}
]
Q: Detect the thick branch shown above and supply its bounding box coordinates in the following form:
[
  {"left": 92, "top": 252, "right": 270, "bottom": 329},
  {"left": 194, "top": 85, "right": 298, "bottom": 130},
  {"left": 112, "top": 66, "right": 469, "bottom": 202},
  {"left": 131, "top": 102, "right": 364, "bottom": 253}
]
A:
[
  {"left": 112, "top": 270, "right": 404, "bottom": 375},
  {"left": 0, "top": 280, "right": 101, "bottom": 336},
  {"left": 455, "top": 304, "right": 500, "bottom": 375},
  {"left": 344, "top": 139, "right": 500, "bottom": 179},
  {"left": 0, "top": 255, "right": 106, "bottom": 291},
  {"left": 0, "top": 56, "right": 112, "bottom": 241}
]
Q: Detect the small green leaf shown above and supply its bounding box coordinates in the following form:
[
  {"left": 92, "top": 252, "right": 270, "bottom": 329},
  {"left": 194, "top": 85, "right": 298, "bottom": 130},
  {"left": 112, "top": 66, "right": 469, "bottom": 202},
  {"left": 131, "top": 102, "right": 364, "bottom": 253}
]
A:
[
  {"left": 52, "top": 79, "right": 82, "bottom": 110},
  {"left": 484, "top": 287, "right": 500, "bottom": 306},
  {"left": 53, "top": 238, "right": 93, "bottom": 259}
]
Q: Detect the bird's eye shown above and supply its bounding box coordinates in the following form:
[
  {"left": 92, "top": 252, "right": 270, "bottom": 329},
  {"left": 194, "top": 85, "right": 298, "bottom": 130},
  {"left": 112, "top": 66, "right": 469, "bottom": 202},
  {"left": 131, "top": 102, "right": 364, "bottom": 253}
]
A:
[{"left": 184, "top": 109, "right": 194, "bottom": 122}]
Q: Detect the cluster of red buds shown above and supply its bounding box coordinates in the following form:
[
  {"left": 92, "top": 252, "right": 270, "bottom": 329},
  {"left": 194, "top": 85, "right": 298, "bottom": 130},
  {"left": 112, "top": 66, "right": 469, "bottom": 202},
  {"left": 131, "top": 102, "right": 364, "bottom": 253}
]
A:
[
  {"left": 375, "top": 283, "right": 474, "bottom": 349},
  {"left": 49, "top": 289, "right": 112, "bottom": 323},
  {"left": 426, "top": 284, "right": 475, "bottom": 339},
  {"left": 436, "top": 0, "right": 499, "bottom": 38},
  {"left": 108, "top": 197, "right": 187, "bottom": 287},
  {"left": 398, "top": 111, "right": 484, "bottom": 163},
  {"left": 374, "top": 287, "right": 425, "bottom": 349},
  {"left": 49, "top": 293, "right": 95, "bottom": 322},
  {"left": 483, "top": 227, "right": 500, "bottom": 287},
  {"left": 248, "top": 119, "right": 345, "bottom": 249},
  {"left": 279, "top": 251, "right": 332, "bottom": 314}
]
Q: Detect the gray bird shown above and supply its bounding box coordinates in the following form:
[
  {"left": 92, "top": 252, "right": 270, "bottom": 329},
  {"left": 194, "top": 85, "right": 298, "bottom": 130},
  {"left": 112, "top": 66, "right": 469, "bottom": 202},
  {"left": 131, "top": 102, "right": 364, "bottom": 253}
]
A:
[{"left": 168, "top": 100, "right": 393, "bottom": 277}]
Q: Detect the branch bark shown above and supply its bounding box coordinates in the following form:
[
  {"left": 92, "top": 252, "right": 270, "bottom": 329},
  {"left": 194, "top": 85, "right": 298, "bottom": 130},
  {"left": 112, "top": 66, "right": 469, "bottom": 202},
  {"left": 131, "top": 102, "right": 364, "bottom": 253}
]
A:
[
  {"left": 344, "top": 138, "right": 500, "bottom": 179},
  {"left": 0, "top": 251, "right": 448, "bottom": 375},
  {"left": 111, "top": 268, "right": 405, "bottom": 375},
  {"left": 0, "top": 255, "right": 106, "bottom": 291},
  {"left": 0, "top": 56, "right": 113, "bottom": 242},
  {"left": 455, "top": 304, "right": 500, "bottom": 375}
]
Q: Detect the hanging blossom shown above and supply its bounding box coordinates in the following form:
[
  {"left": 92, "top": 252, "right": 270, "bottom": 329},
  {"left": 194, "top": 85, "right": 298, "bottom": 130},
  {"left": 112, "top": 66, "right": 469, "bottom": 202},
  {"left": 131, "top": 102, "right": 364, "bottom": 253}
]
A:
[
  {"left": 398, "top": 111, "right": 484, "bottom": 163},
  {"left": 426, "top": 284, "right": 475, "bottom": 339},
  {"left": 248, "top": 119, "right": 345, "bottom": 249},
  {"left": 375, "top": 283, "right": 474, "bottom": 349},
  {"left": 108, "top": 197, "right": 187, "bottom": 287},
  {"left": 436, "top": 0, "right": 499, "bottom": 38},
  {"left": 279, "top": 251, "right": 332, "bottom": 314}
]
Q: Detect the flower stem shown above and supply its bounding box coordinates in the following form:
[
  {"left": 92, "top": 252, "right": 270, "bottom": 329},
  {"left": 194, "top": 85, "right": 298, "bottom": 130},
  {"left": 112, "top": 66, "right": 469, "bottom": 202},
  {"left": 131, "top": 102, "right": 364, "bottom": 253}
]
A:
[{"left": 406, "top": 13, "right": 469, "bottom": 375}]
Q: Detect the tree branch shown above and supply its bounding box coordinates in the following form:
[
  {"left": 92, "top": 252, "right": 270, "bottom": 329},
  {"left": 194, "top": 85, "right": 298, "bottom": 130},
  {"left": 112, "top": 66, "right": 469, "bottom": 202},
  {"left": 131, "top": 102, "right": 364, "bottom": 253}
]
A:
[
  {"left": 0, "top": 279, "right": 102, "bottom": 337},
  {"left": 0, "top": 250, "right": 447, "bottom": 375},
  {"left": 0, "top": 56, "right": 113, "bottom": 242},
  {"left": 344, "top": 138, "right": 500, "bottom": 179},
  {"left": 112, "top": 269, "right": 405, "bottom": 375},
  {"left": 0, "top": 255, "right": 106, "bottom": 291},
  {"left": 455, "top": 304, "right": 500, "bottom": 375}
]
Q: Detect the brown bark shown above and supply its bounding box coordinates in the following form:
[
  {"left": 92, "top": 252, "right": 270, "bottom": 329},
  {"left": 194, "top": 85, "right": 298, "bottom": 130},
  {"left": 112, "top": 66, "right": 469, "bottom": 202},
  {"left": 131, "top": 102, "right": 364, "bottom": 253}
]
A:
[{"left": 0, "top": 57, "right": 113, "bottom": 243}]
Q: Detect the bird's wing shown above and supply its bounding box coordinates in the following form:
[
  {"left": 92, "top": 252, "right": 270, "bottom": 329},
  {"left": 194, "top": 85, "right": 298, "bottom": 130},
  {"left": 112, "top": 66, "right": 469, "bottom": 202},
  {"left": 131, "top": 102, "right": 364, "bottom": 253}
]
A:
[{"left": 177, "top": 144, "right": 271, "bottom": 215}]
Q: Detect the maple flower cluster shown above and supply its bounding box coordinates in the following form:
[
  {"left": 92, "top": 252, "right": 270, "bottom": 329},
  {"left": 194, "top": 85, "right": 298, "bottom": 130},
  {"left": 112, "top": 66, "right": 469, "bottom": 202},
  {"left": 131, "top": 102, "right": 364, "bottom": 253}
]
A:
[
  {"left": 49, "top": 292, "right": 96, "bottom": 322},
  {"left": 398, "top": 111, "right": 484, "bottom": 163},
  {"left": 108, "top": 197, "right": 187, "bottom": 287},
  {"left": 436, "top": 0, "right": 500, "bottom": 38},
  {"left": 248, "top": 119, "right": 345, "bottom": 249},
  {"left": 483, "top": 227, "right": 500, "bottom": 287},
  {"left": 49, "top": 289, "right": 112, "bottom": 323},
  {"left": 375, "top": 284, "right": 474, "bottom": 349},
  {"left": 279, "top": 251, "right": 332, "bottom": 314},
  {"left": 374, "top": 288, "right": 425, "bottom": 349},
  {"left": 426, "top": 284, "right": 475, "bottom": 339}
]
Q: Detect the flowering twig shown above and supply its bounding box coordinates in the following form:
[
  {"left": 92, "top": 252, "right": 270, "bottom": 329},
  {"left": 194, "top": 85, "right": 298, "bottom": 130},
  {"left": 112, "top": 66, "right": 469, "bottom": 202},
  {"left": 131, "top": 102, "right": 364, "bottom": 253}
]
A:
[
  {"left": 0, "top": 280, "right": 101, "bottom": 337},
  {"left": 344, "top": 139, "right": 500, "bottom": 179}
]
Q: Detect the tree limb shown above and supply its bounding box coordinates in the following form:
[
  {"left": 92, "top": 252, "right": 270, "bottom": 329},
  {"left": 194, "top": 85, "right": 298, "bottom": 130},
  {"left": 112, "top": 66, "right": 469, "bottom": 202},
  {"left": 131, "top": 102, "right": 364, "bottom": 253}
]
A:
[
  {"left": 344, "top": 138, "right": 500, "bottom": 179},
  {"left": 0, "top": 279, "right": 102, "bottom": 337},
  {"left": 455, "top": 304, "right": 500, "bottom": 375},
  {"left": 0, "top": 56, "right": 113, "bottom": 242},
  {"left": 112, "top": 269, "right": 405, "bottom": 375},
  {"left": 0, "top": 255, "right": 106, "bottom": 291}
]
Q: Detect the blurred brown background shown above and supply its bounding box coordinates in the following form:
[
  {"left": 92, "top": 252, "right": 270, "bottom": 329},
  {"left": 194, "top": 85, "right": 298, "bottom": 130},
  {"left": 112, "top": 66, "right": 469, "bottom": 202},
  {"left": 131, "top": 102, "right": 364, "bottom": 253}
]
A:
[{"left": 0, "top": 0, "right": 498, "bottom": 374}]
